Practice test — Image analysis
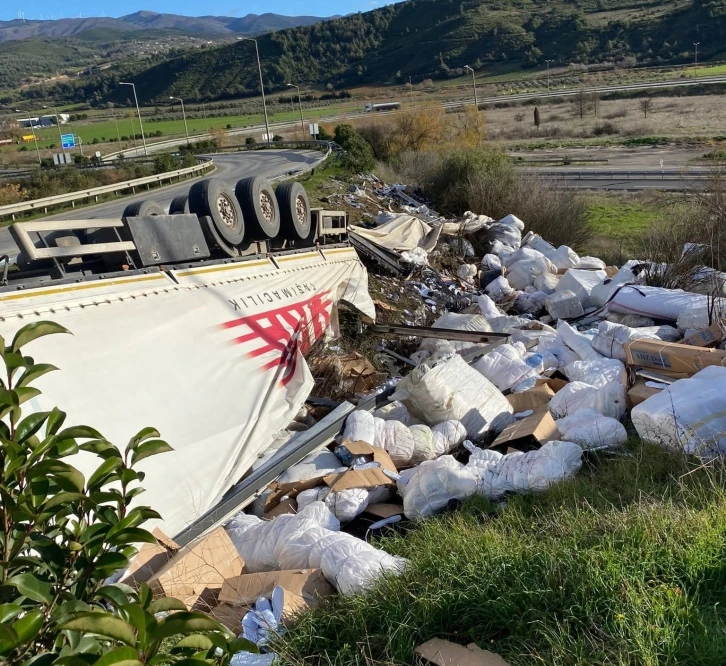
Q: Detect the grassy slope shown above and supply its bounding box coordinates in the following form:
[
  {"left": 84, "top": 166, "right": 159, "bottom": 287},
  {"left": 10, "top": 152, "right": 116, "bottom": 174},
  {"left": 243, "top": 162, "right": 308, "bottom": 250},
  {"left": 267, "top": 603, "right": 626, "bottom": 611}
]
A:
[{"left": 278, "top": 441, "right": 726, "bottom": 666}]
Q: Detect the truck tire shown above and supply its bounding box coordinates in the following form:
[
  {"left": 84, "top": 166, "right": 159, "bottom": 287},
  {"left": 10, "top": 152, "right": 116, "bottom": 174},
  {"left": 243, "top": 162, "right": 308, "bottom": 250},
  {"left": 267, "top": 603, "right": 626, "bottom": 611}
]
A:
[
  {"left": 169, "top": 195, "right": 190, "bottom": 214},
  {"left": 188, "top": 178, "right": 245, "bottom": 246},
  {"left": 276, "top": 182, "right": 313, "bottom": 242},
  {"left": 234, "top": 177, "right": 280, "bottom": 240},
  {"left": 123, "top": 200, "right": 164, "bottom": 218}
]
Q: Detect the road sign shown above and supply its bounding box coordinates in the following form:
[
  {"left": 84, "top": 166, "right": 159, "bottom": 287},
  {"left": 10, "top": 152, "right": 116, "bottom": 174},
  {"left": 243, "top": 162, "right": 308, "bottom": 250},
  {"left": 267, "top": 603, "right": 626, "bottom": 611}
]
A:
[
  {"left": 61, "top": 134, "right": 75, "bottom": 149},
  {"left": 309, "top": 123, "right": 319, "bottom": 136}
]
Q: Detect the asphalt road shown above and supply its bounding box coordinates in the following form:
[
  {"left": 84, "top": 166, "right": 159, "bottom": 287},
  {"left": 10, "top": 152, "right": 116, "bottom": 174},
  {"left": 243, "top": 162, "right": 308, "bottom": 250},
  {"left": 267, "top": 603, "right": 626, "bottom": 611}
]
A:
[{"left": 0, "top": 149, "right": 321, "bottom": 259}]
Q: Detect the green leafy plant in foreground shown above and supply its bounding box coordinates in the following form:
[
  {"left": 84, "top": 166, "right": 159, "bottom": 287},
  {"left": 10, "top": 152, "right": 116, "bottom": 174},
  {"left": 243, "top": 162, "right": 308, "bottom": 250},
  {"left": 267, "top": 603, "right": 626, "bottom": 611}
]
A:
[{"left": 0, "top": 321, "right": 251, "bottom": 664}]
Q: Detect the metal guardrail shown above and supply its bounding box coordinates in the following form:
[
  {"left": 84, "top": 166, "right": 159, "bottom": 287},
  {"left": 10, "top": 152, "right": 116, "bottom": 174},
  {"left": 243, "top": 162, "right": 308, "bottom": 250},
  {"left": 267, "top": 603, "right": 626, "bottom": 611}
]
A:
[
  {"left": 527, "top": 169, "right": 709, "bottom": 180},
  {"left": 0, "top": 159, "right": 213, "bottom": 220}
]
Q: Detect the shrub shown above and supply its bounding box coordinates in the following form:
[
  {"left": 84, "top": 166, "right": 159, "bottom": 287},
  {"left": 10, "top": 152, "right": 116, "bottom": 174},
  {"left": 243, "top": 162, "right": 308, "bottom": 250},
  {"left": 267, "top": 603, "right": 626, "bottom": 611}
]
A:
[
  {"left": 245, "top": 136, "right": 256, "bottom": 145},
  {"left": 592, "top": 121, "right": 618, "bottom": 136},
  {"left": 334, "top": 124, "right": 375, "bottom": 173},
  {"left": 154, "top": 152, "right": 178, "bottom": 173},
  {"left": 604, "top": 108, "right": 628, "bottom": 119}
]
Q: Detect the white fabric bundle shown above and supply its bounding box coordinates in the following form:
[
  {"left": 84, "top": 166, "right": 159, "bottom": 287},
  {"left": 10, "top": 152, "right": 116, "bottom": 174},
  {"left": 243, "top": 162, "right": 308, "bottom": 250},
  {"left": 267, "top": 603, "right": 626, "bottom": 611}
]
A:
[
  {"left": 549, "top": 246, "right": 580, "bottom": 270},
  {"left": 477, "top": 293, "right": 503, "bottom": 319},
  {"left": 549, "top": 381, "right": 626, "bottom": 420},
  {"left": 373, "top": 400, "right": 411, "bottom": 424},
  {"left": 342, "top": 410, "right": 376, "bottom": 446},
  {"left": 277, "top": 449, "right": 346, "bottom": 485},
  {"left": 513, "top": 290, "right": 547, "bottom": 315},
  {"left": 485, "top": 276, "right": 515, "bottom": 302},
  {"left": 298, "top": 487, "right": 372, "bottom": 524},
  {"left": 392, "top": 353, "right": 514, "bottom": 436},
  {"left": 555, "top": 269, "right": 608, "bottom": 309},
  {"left": 419, "top": 312, "right": 493, "bottom": 357},
  {"left": 534, "top": 272, "right": 560, "bottom": 294},
  {"left": 506, "top": 257, "right": 557, "bottom": 291},
  {"left": 457, "top": 264, "right": 478, "bottom": 281},
  {"left": 474, "top": 344, "right": 539, "bottom": 393},
  {"left": 374, "top": 418, "right": 415, "bottom": 466},
  {"left": 556, "top": 408, "right": 627, "bottom": 450},
  {"left": 564, "top": 358, "right": 624, "bottom": 388},
  {"left": 481, "top": 253, "right": 502, "bottom": 270},
  {"left": 590, "top": 320, "right": 679, "bottom": 362},
  {"left": 557, "top": 320, "right": 602, "bottom": 362},
  {"left": 504, "top": 247, "right": 547, "bottom": 268},
  {"left": 431, "top": 420, "right": 468, "bottom": 457}
]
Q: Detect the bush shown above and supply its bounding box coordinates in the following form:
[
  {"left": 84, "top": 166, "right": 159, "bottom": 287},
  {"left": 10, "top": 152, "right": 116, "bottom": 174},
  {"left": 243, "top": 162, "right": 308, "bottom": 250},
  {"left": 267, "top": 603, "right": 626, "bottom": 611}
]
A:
[
  {"left": 227, "top": 123, "right": 233, "bottom": 129},
  {"left": 245, "top": 136, "right": 256, "bottom": 145},
  {"left": 592, "top": 121, "right": 619, "bottom": 136},
  {"left": 154, "top": 152, "right": 178, "bottom": 173},
  {"left": 334, "top": 124, "right": 375, "bottom": 173},
  {"left": 272, "top": 135, "right": 284, "bottom": 142}
]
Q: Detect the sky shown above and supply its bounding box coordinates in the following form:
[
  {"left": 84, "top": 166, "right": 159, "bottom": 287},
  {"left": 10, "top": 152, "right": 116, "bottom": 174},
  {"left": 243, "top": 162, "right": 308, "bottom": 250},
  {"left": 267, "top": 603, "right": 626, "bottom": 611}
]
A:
[{"left": 0, "top": 0, "right": 384, "bottom": 21}]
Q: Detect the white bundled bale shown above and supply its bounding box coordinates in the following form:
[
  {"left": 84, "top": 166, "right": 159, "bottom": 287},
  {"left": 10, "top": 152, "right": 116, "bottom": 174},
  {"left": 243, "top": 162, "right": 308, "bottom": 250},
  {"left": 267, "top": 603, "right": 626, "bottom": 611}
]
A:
[
  {"left": 277, "top": 449, "right": 346, "bottom": 485},
  {"left": 457, "top": 264, "right": 478, "bottom": 281},
  {"left": 477, "top": 294, "right": 503, "bottom": 319},
  {"left": 545, "top": 290, "right": 585, "bottom": 319},
  {"left": 466, "top": 441, "right": 583, "bottom": 498},
  {"left": 474, "top": 344, "right": 539, "bottom": 392},
  {"left": 392, "top": 353, "right": 514, "bottom": 436},
  {"left": 431, "top": 420, "right": 468, "bottom": 457},
  {"left": 505, "top": 256, "right": 557, "bottom": 291},
  {"left": 374, "top": 418, "right": 414, "bottom": 466},
  {"left": 342, "top": 410, "right": 376, "bottom": 446},
  {"left": 373, "top": 400, "right": 411, "bottom": 424},
  {"left": 498, "top": 213, "right": 526, "bottom": 231},
  {"left": 555, "top": 408, "right": 627, "bottom": 451},
  {"left": 555, "top": 269, "right": 608, "bottom": 309},
  {"left": 523, "top": 232, "right": 557, "bottom": 256},
  {"left": 591, "top": 259, "right": 647, "bottom": 308},
  {"left": 632, "top": 367, "right": 726, "bottom": 457},
  {"left": 297, "top": 487, "right": 372, "bottom": 524},
  {"left": 590, "top": 321, "right": 679, "bottom": 362},
  {"left": 576, "top": 257, "right": 607, "bottom": 270},
  {"left": 486, "top": 276, "right": 515, "bottom": 302},
  {"left": 564, "top": 358, "right": 624, "bottom": 388},
  {"left": 419, "top": 312, "right": 493, "bottom": 357},
  {"left": 608, "top": 285, "right": 708, "bottom": 323},
  {"left": 513, "top": 290, "right": 547, "bottom": 315},
  {"left": 535, "top": 272, "right": 560, "bottom": 295},
  {"left": 557, "top": 320, "right": 602, "bottom": 362},
  {"left": 481, "top": 254, "right": 502, "bottom": 270},
  {"left": 398, "top": 455, "right": 480, "bottom": 520},
  {"left": 504, "top": 247, "right": 548, "bottom": 268},
  {"left": 549, "top": 246, "right": 580, "bottom": 271},
  {"left": 536, "top": 336, "right": 580, "bottom": 368},
  {"left": 410, "top": 424, "right": 435, "bottom": 465},
  {"left": 275, "top": 524, "right": 330, "bottom": 569},
  {"left": 549, "top": 381, "right": 626, "bottom": 420}
]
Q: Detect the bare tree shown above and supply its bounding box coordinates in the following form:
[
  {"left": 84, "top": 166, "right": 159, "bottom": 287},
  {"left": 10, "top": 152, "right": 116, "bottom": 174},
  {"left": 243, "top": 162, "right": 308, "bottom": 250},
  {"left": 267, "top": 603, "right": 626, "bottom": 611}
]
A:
[
  {"left": 534, "top": 106, "right": 540, "bottom": 128},
  {"left": 592, "top": 94, "right": 600, "bottom": 118},
  {"left": 574, "top": 89, "right": 590, "bottom": 119},
  {"left": 639, "top": 98, "right": 652, "bottom": 118}
]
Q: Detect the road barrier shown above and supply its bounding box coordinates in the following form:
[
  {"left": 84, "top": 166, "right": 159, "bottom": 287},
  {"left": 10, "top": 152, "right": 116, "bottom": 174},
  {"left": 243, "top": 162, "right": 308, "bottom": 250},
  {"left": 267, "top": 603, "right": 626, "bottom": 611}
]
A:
[
  {"left": 526, "top": 169, "right": 710, "bottom": 180},
  {"left": 0, "top": 158, "right": 213, "bottom": 221}
]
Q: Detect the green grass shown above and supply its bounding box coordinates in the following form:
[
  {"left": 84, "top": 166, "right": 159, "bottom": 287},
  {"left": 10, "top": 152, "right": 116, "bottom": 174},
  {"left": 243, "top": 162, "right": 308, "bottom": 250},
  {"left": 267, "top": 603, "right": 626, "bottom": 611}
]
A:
[
  {"left": 277, "top": 440, "right": 726, "bottom": 666},
  {"left": 586, "top": 198, "right": 657, "bottom": 240}
]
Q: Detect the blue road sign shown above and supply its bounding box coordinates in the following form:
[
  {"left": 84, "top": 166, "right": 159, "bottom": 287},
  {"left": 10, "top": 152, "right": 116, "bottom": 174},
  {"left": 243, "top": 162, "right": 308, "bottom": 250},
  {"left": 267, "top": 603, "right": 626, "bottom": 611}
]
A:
[{"left": 61, "top": 134, "right": 75, "bottom": 149}]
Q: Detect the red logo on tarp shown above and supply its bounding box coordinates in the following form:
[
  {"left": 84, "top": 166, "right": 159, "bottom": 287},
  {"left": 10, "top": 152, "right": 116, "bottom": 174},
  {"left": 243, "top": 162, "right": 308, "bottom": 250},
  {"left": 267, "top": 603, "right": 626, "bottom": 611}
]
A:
[{"left": 220, "top": 291, "right": 333, "bottom": 385}]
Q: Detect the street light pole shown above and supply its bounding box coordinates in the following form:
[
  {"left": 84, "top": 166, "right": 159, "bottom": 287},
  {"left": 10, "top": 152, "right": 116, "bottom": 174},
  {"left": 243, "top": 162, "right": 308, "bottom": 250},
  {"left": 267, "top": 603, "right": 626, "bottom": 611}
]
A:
[
  {"left": 54, "top": 107, "right": 65, "bottom": 151},
  {"left": 409, "top": 76, "right": 414, "bottom": 107},
  {"left": 545, "top": 60, "right": 554, "bottom": 91},
  {"left": 693, "top": 42, "right": 700, "bottom": 79},
  {"left": 286, "top": 83, "right": 305, "bottom": 138},
  {"left": 241, "top": 38, "right": 271, "bottom": 144},
  {"left": 114, "top": 113, "right": 121, "bottom": 144},
  {"left": 119, "top": 82, "right": 148, "bottom": 156},
  {"left": 28, "top": 121, "right": 42, "bottom": 166},
  {"left": 201, "top": 102, "right": 209, "bottom": 133},
  {"left": 464, "top": 65, "right": 478, "bottom": 112},
  {"left": 170, "top": 96, "right": 190, "bottom": 145}
]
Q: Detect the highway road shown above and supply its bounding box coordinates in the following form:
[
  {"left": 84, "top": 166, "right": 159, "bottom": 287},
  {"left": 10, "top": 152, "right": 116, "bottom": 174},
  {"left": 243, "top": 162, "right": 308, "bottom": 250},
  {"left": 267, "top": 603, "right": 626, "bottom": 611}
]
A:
[{"left": 0, "top": 149, "right": 322, "bottom": 260}]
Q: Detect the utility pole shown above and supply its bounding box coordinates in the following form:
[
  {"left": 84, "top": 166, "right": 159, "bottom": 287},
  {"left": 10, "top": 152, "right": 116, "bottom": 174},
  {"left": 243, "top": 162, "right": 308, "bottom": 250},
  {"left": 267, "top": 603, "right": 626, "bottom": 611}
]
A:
[
  {"left": 119, "top": 82, "right": 148, "bottom": 156},
  {"left": 170, "top": 96, "right": 190, "bottom": 145},
  {"left": 29, "top": 121, "right": 42, "bottom": 167},
  {"left": 286, "top": 83, "right": 305, "bottom": 138},
  {"left": 693, "top": 42, "right": 700, "bottom": 79},
  {"left": 114, "top": 113, "right": 121, "bottom": 143},
  {"left": 241, "top": 38, "right": 270, "bottom": 144},
  {"left": 201, "top": 102, "right": 209, "bottom": 133},
  {"left": 409, "top": 76, "right": 414, "bottom": 107},
  {"left": 464, "top": 65, "right": 478, "bottom": 112},
  {"left": 545, "top": 60, "right": 554, "bottom": 91},
  {"left": 54, "top": 107, "right": 65, "bottom": 151}
]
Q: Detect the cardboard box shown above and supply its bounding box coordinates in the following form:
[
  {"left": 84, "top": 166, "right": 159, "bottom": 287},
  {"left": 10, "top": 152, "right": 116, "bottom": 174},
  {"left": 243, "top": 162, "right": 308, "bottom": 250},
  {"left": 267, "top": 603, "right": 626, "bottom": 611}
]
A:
[
  {"left": 210, "top": 602, "right": 247, "bottom": 632},
  {"left": 147, "top": 527, "right": 244, "bottom": 609},
  {"left": 506, "top": 383, "right": 555, "bottom": 414},
  {"left": 492, "top": 410, "right": 559, "bottom": 452},
  {"left": 121, "top": 528, "right": 180, "bottom": 586},
  {"left": 263, "top": 497, "right": 298, "bottom": 519},
  {"left": 323, "top": 440, "right": 397, "bottom": 492},
  {"left": 219, "top": 569, "right": 335, "bottom": 622},
  {"left": 682, "top": 322, "right": 725, "bottom": 348},
  {"left": 626, "top": 377, "right": 666, "bottom": 409},
  {"left": 624, "top": 339, "right": 726, "bottom": 375},
  {"left": 536, "top": 377, "right": 568, "bottom": 393},
  {"left": 364, "top": 503, "right": 404, "bottom": 519},
  {"left": 414, "top": 639, "right": 511, "bottom": 666}
]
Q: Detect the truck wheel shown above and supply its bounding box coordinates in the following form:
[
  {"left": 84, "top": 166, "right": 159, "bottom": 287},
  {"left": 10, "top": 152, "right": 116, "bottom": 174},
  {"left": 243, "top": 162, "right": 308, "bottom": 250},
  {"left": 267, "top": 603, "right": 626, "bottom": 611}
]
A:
[
  {"left": 188, "top": 178, "right": 245, "bottom": 246},
  {"left": 276, "top": 182, "right": 313, "bottom": 242},
  {"left": 235, "top": 177, "right": 280, "bottom": 240},
  {"left": 169, "top": 195, "right": 190, "bottom": 214},
  {"left": 123, "top": 200, "right": 164, "bottom": 218}
]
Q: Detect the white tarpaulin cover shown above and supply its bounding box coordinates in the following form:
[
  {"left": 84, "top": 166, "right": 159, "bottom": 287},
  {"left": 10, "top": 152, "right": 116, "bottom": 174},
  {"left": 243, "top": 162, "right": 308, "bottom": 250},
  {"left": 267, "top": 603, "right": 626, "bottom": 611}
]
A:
[
  {"left": 350, "top": 214, "right": 439, "bottom": 252},
  {"left": 0, "top": 247, "right": 375, "bottom": 537}
]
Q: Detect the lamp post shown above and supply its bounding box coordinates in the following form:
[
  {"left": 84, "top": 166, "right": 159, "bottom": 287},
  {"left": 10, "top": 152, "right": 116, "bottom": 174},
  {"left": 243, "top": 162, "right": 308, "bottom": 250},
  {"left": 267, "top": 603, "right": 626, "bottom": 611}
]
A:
[
  {"left": 53, "top": 107, "right": 65, "bottom": 151},
  {"left": 28, "top": 120, "right": 42, "bottom": 167},
  {"left": 409, "top": 76, "right": 414, "bottom": 107},
  {"left": 463, "top": 65, "right": 479, "bottom": 112},
  {"left": 114, "top": 113, "right": 121, "bottom": 144},
  {"left": 693, "top": 42, "right": 700, "bottom": 79},
  {"left": 286, "top": 83, "right": 305, "bottom": 138},
  {"left": 240, "top": 38, "right": 271, "bottom": 143},
  {"left": 201, "top": 102, "right": 209, "bottom": 133},
  {"left": 119, "top": 82, "right": 148, "bottom": 156},
  {"left": 170, "top": 96, "right": 190, "bottom": 145},
  {"left": 545, "top": 59, "right": 554, "bottom": 91}
]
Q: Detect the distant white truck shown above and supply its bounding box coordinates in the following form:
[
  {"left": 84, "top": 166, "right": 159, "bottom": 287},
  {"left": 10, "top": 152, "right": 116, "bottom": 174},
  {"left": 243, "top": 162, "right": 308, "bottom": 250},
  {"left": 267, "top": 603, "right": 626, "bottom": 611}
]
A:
[{"left": 364, "top": 102, "right": 401, "bottom": 112}]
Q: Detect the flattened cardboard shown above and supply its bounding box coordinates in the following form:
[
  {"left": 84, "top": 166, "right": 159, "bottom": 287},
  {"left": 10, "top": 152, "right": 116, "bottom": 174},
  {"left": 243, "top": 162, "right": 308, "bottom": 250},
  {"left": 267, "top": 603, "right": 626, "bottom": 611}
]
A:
[
  {"left": 626, "top": 378, "right": 665, "bottom": 409},
  {"left": 364, "top": 503, "right": 405, "bottom": 519},
  {"left": 264, "top": 497, "right": 298, "bottom": 519},
  {"left": 414, "top": 638, "right": 511, "bottom": 666},
  {"left": 624, "top": 339, "right": 726, "bottom": 375},
  {"left": 536, "top": 377, "right": 568, "bottom": 393},
  {"left": 323, "top": 440, "right": 397, "bottom": 492},
  {"left": 121, "top": 528, "right": 180, "bottom": 586},
  {"left": 147, "top": 527, "right": 244, "bottom": 609},
  {"left": 682, "top": 321, "right": 725, "bottom": 348},
  {"left": 210, "top": 602, "right": 247, "bottom": 632},
  {"left": 219, "top": 569, "right": 335, "bottom": 622},
  {"left": 506, "top": 383, "right": 555, "bottom": 413},
  {"left": 492, "top": 410, "right": 559, "bottom": 452}
]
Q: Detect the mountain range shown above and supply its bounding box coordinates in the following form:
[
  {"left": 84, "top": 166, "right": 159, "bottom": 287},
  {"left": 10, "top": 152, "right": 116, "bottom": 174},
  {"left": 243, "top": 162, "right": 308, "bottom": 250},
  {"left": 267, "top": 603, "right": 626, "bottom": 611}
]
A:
[{"left": 0, "top": 11, "right": 332, "bottom": 42}]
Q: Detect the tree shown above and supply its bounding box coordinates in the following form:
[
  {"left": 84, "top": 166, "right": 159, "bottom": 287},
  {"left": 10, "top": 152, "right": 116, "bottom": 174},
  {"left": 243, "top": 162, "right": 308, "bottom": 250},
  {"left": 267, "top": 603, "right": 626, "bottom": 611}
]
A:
[
  {"left": 574, "top": 89, "right": 590, "bottom": 119},
  {"left": 334, "top": 123, "right": 375, "bottom": 172},
  {"left": 640, "top": 97, "right": 653, "bottom": 118},
  {"left": 391, "top": 104, "right": 445, "bottom": 152},
  {"left": 534, "top": 106, "right": 541, "bottom": 128}
]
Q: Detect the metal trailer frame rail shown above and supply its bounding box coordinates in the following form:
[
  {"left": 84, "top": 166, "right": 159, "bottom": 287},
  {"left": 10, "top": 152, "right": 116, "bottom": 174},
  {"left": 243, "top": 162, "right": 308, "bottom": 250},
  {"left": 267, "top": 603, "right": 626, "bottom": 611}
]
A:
[
  {"left": 0, "top": 158, "right": 213, "bottom": 220},
  {"left": 172, "top": 331, "right": 510, "bottom": 546},
  {"left": 348, "top": 232, "right": 404, "bottom": 274},
  {"left": 368, "top": 322, "right": 511, "bottom": 344}
]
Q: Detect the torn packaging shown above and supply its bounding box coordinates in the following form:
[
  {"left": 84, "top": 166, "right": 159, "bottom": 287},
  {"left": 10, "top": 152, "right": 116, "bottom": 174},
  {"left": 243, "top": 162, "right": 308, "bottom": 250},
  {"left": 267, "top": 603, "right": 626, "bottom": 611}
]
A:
[
  {"left": 682, "top": 321, "right": 726, "bottom": 348},
  {"left": 219, "top": 569, "right": 335, "bottom": 622},
  {"left": 415, "top": 639, "right": 511, "bottom": 666},
  {"left": 506, "top": 383, "right": 555, "bottom": 414},
  {"left": 492, "top": 409, "right": 560, "bottom": 452},
  {"left": 624, "top": 339, "right": 726, "bottom": 375}
]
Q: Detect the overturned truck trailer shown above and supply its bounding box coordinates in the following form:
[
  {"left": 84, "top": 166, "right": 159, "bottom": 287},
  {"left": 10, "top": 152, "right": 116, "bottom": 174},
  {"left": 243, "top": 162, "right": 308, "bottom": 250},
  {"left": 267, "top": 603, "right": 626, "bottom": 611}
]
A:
[{"left": 0, "top": 177, "right": 375, "bottom": 537}]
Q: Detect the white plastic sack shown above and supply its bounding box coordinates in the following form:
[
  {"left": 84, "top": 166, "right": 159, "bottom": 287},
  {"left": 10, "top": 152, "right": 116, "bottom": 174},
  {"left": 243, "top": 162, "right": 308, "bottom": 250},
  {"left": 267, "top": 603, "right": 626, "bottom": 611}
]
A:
[
  {"left": 457, "top": 264, "right": 478, "bottom": 281},
  {"left": 410, "top": 423, "right": 435, "bottom": 465},
  {"left": 504, "top": 247, "right": 547, "bottom": 268},
  {"left": 297, "top": 487, "right": 371, "bottom": 524},
  {"left": 506, "top": 257, "right": 556, "bottom": 291},
  {"left": 373, "top": 400, "right": 411, "bottom": 424},
  {"left": 474, "top": 344, "right": 539, "bottom": 392},
  {"left": 277, "top": 449, "right": 346, "bottom": 485},
  {"left": 555, "top": 269, "right": 608, "bottom": 309},
  {"left": 555, "top": 408, "right": 627, "bottom": 450},
  {"left": 513, "top": 290, "right": 547, "bottom": 315},
  {"left": 477, "top": 294, "right": 503, "bottom": 319},
  {"left": 431, "top": 420, "right": 468, "bottom": 457},
  {"left": 576, "top": 256, "right": 606, "bottom": 270},
  {"left": 392, "top": 353, "right": 514, "bottom": 436},
  {"left": 632, "top": 366, "right": 726, "bottom": 457},
  {"left": 608, "top": 285, "right": 708, "bottom": 322},
  {"left": 342, "top": 410, "right": 376, "bottom": 446},
  {"left": 481, "top": 254, "right": 502, "bottom": 270},
  {"left": 467, "top": 441, "right": 583, "bottom": 498},
  {"left": 523, "top": 232, "right": 557, "bottom": 257},
  {"left": 557, "top": 320, "right": 602, "bottom": 362},
  {"left": 419, "top": 312, "right": 493, "bottom": 356},
  {"left": 485, "top": 275, "right": 515, "bottom": 302},
  {"left": 549, "top": 381, "right": 626, "bottom": 420},
  {"left": 591, "top": 259, "right": 647, "bottom": 308},
  {"left": 498, "top": 213, "right": 526, "bottom": 231},
  {"left": 564, "top": 358, "right": 624, "bottom": 388},
  {"left": 374, "top": 418, "right": 414, "bottom": 467},
  {"left": 536, "top": 336, "right": 580, "bottom": 368},
  {"left": 399, "top": 455, "right": 480, "bottom": 520},
  {"left": 549, "top": 246, "right": 580, "bottom": 271},
  {"left": 590, "top": 320, "right": 679, "bottom": 361},
  {"left": 534, "top": 272, "right": 560, "bottom": 295}
]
